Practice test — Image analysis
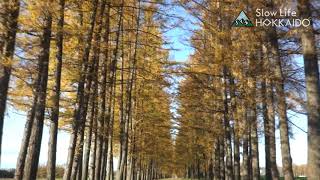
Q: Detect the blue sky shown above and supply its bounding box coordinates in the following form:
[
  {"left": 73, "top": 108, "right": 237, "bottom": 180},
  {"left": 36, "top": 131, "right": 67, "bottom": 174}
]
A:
[{"left": 2, "top": 108, "right": 70, "bottom": 168}]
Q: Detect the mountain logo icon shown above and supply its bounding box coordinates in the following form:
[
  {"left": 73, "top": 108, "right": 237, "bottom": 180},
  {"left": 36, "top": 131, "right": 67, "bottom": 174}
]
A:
[{"left": 232, "top": 11, "right": 254, "bottom": 27}]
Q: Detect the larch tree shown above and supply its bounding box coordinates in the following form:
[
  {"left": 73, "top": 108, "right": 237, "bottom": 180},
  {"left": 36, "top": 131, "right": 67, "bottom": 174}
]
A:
[{"left": 47, "top": 0, "right": 65, "bottom": 179}]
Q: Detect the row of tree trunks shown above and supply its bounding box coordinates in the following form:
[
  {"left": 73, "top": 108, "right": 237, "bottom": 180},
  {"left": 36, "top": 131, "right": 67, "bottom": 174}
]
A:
[
  {"left": 106, "top": 3, "right": 125, "bottom": 180},
  {"left": 63, "top": 0, "right": 99, "bottom": 178},
  {"left": 117, "top": 0, "right": 141, "bottom": 179},
  {"left": 94, "top": 2, "right": 110, "bottom": 180},
  {"left": 14, "top": 2, "right": 54, "bottom": 179}
]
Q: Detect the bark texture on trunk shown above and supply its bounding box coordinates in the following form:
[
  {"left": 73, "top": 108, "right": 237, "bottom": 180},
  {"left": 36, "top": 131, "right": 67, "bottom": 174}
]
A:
[
  {"left": 263, "top": 44, "right": 280, "bottom": 180},
  {"left": 47, "top": 0, "right": 65, "bottom": 179},
  {"left": 267, "top": 79, "right": 280, "bottom": 180},
  {"left": 15, "top": 97, "right": 37, "bottom": 180}
]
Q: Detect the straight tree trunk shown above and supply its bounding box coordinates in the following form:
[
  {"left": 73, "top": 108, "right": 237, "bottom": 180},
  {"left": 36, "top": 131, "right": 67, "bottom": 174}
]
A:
[
  {"left": 267, "top": 26, "right": 295, "bottom": 180},
  {"left": 219, "top": 136, "right": 225, "bottom": 180},
  {"left": 233, "top": 125, "right": 240, "bottom": 180},
  {"left": 248, "top": 79, "right": 260, "bottom": 179},
  {"left": 100, "top": 5, "right": 111, "bottom": 180},
  {"left": 250, "top": 105, "right": 260, "bottom": 180},
  {"left": 263, "top": 44, "right": 280, "bottom": 180},
  {"left": 222, "top": 67, "right": 233, "bottom": 180},
  {"left": 243, "top": 108, "right": 250, "bottom": 180},
  {"left": 213, "top": 142, "right": 220, "bottom": 180},
  {"left": 101, "top": 140, "right": 109, "bottom": 180},
  {"left": 229, "top": 77, "right": 240, "bottom": 180},
  {"left": 266, "top": 79, "right": 280, "bottom": 180},
  {"left": 82, "top": 99, "right": 95, "bottom": 180},
  {"left": 246, "top": 51, "right": 260, "bottom": 180},
  {"left": 89, "top": 108, "right": 98, "bottom": 180},
  {"left": 297, "top": 1, "right": 320, "bottom": 179},
  {"left": 14, "top": 96, "right": 37, "bottom": 180},
  {"left": 117, "top": 19, "right": 125, "bottom": 178},
  {"left": 93, "top": 1, "right": 108, "bottom": 179},
  {"left": 262, "top": 79, "right": 272, "bottom": 180},
  {"left": 0, "top": 0, "right": 20, "bottom": 163},
  {"left": 47, "top": 0, "right": 65, "bottom": 179},
  {"left": 23, "top": 4, "right": 53, "bottom": 179}
]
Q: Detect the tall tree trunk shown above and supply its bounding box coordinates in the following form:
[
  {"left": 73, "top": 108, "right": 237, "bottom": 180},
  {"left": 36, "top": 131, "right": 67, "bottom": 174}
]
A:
[
  {"left": 101, "top": 140, "right": 108, "bottom": 180},
  {"left": 267, "top": 27, "right": 294, "bottom": 180},
  {"left": 298, "top": 0, "right": 320, "bottom": 179},
  {"left": 15, "top": 96, "right": 37, "bottom": 180},
  {"left": 118, "top": 0, "right": 142, "bottom": 178},
  {"left": 82, "top": 97, "right": 95, "bottom": 180},
  {"left": 243, "top": 107, "right": 250, "bottom": 180},
  {"left": 233, "top": 125, "right": 240, "bottom": 180},
  {"left": 213, "top": 142, "right": 220, "bottom": 180},
  {"left": 264, "top": 2, "right": 294, "bottom": 179},
  {"left": 263, "top": 44, "right": 280, "bottom": 180},
  {"left": 23, "top": 4, "right": 53, "bottom": 179},
  {"left": 267, "top": 79, "right": 280, "bottom": 180},
  {"left": 262, "top": 79, "right": 272, "bottom": 180},
  {"left": 89, "top": 107, "right": 98, "bottom": 180},
  {"left": 0, "top": 0, "right": 20, "bottom": 163},
  {"left": 85, "top": 79, "right": 99, "bottom": 180},
  {"left": 249, "top": 78, "right": 260, "bottom": 180},
  {"left": 222, "top": 67, "right": 233, "bottom": 180},
  {"left": 248, "top": 57, "right": 260, "bottom": 180},
  {"left": 250, "top": 105, "right": 260, "bottom": 180},
  {"left": 117, "top": 21, "right": 125, "bottom": 179},
  {"left": 219, "top": 136, "right": 225, "bottom": 180},
  {"left": 47, "top": 0, "right": 65, "bottom": 179},
  {"left": 100, "top": 5, "right": 111, "bottom": 180},
  {"left": 229, "top": 77, "right": 240, "bottom": 180}
]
